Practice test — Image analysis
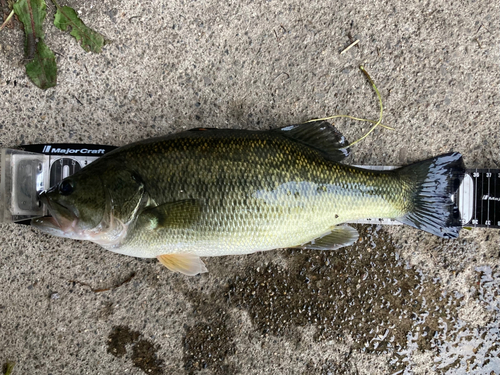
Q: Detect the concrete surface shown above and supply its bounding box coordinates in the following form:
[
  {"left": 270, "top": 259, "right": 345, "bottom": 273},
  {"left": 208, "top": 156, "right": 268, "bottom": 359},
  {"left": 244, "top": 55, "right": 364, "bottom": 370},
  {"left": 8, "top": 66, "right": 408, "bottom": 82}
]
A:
[{"left": 0, "top": 0, "right": 499, "bottom": 374}]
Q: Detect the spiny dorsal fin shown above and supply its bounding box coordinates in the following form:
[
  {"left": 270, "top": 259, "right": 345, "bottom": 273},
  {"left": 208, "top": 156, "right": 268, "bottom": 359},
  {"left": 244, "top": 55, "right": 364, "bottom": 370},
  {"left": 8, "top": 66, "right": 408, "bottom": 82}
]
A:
[
  {"left": 157, "top": 253, "right": 208, "bottom": 276},
  {"left": 301, "top": 225, "right": 359, "bottom": 250},
  {"left": 272, "top": 121, "right": 350, "bottom": 162}
]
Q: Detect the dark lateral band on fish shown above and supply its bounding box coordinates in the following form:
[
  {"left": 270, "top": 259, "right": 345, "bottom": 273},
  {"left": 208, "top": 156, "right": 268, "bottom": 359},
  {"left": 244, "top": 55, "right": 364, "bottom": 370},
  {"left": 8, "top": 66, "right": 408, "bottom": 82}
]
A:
[{"left": 31, "top": 121, "right": 466, "bottom": 276}]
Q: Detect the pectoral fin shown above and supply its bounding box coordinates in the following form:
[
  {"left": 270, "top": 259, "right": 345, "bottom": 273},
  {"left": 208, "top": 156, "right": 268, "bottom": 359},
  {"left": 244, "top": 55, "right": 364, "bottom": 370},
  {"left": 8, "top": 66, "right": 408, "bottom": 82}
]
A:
[
  {"left": 140, "top": 199, "right": 202, "bottom": 230},
  {"left": 301, "top": 225, "right": 359, "bottom": 250},
  {"left": 157, "top": 253, "right": 208, "bottom": 276}
]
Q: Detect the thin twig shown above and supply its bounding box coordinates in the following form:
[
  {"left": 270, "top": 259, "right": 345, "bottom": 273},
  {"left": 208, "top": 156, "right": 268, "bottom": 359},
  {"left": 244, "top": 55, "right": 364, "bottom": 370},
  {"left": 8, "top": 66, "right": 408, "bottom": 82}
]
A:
[
  {"left": 347, "top": 65, "right": 384, "bottom": 147},
  {"left": 274, "top": 29, "right": 279, "bottom": 42},
  {"left": 340, "top": 39, "right": 359, "bottom": 55},
  {"left": 305, "top": 65, "right": 390, "bottom": 149},
  {"left": 305, "top": 114, "right": 392, "bottom": 130},
  {"left": 274, "top": 72, "right": 290, "bottom": 81},
  {"left": 72, "top": 94, "right": 83, "bottom": 105},
  {"left": 0, "top": 9, "right": 14, "bottom": 32}
]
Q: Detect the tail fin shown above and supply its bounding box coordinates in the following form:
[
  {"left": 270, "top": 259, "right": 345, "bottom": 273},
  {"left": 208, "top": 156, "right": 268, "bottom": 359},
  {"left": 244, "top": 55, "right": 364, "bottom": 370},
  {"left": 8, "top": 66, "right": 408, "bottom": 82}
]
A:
[{"left": 397, "top": 152, "right": 465, "bottom": 239}]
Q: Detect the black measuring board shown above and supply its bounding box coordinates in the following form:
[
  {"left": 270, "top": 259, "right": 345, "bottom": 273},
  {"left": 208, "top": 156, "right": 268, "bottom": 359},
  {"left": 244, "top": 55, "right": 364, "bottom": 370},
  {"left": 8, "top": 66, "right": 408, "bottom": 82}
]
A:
[
  {"left": 12, "top": 144, "right": 500, "bottom": 231},
  {"left": 458, "top": 169, "right": 500, "bottom": 229}
]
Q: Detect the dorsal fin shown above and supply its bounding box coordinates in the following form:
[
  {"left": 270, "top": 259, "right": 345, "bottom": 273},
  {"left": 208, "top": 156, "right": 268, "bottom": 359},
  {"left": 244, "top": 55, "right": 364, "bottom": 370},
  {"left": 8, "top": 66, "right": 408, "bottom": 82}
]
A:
[
  {"left": 271, "top": 121, "right": 350, "bottom": 162},
  {"left": 187, "top": 127, "right": 219, "bottom": 132}
]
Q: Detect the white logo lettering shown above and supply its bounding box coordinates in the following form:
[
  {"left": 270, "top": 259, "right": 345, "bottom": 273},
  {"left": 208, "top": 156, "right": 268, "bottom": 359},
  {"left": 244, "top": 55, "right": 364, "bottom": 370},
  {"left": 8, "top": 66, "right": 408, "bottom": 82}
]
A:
[
  {"left": 482, "top": 195, "right": 500, "bottom": 201},
  {"left": 49, "top": 147, "right": 105, "bottom": 155}
]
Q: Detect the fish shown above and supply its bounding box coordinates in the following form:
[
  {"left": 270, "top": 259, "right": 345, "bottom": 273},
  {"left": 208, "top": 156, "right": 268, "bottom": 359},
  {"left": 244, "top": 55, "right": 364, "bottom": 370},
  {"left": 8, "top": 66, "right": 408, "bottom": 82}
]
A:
[{"left": 31, "top": 121, "right": 465, "bottom": 276}]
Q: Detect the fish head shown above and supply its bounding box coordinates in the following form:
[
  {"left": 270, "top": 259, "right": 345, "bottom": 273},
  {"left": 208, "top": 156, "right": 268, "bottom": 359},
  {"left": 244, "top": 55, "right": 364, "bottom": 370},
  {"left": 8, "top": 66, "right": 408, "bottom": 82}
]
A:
[{"left": 32, "top": 163, "right": 146, "bottom": 248}]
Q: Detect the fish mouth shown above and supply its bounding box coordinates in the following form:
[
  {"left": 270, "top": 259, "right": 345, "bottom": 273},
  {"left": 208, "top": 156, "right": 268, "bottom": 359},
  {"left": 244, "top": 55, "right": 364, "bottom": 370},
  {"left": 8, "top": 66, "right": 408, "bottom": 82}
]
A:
[{"left": 31, "top": 192, "right": 80, "bottom": 237}]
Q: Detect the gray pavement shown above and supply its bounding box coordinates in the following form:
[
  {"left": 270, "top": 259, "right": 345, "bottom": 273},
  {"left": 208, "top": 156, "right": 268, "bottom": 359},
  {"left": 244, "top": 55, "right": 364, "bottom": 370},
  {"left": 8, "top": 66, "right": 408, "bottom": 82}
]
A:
[{"left": 0, "top": 0, "right": 499, "bottom": 374}]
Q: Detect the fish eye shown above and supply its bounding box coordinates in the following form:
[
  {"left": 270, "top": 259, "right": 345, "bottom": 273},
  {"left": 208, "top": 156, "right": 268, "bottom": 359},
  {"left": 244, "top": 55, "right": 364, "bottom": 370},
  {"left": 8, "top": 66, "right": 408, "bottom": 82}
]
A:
[{"left": 59, "top": 180, "right": 74, "bottom": 195}]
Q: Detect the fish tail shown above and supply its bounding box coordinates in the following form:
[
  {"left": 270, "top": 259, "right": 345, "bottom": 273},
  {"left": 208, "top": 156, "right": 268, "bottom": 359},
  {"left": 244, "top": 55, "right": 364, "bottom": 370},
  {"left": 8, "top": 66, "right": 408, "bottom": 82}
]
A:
[{"left": 397, "top": 152, "right": 465, "bottom": 238}]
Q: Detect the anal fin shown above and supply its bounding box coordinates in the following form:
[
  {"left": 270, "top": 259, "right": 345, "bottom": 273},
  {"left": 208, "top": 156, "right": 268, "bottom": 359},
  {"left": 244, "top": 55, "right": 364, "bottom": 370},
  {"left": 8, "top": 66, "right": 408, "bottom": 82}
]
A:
[
  {"left": 157, "top": 253, "right": 208, "bottom": 276},
  {"left": 301, "top": 225, "right": 359, "bottom": 250}
]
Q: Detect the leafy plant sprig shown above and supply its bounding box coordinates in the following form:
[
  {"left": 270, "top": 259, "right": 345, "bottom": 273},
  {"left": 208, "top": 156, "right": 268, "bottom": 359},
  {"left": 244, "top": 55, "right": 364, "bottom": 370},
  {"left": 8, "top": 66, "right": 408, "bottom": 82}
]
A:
[{"left": 1, "top": 0, "right": 106, "bottom": 89}]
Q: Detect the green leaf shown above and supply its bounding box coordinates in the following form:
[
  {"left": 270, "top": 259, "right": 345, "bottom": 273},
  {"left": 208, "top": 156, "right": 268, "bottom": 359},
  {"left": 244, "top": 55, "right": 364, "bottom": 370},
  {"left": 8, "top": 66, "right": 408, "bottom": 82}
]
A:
[
  {"left": 3, "top": 362, "right": 15, "bottom": 375},
  {"left": 13, "top": 0, "right": 46, "bottom": 57},
  {"left": 13, "top": 0, "right": 45, "bottom": 38},
  {"left": 13, "top": 0, "right": 57, "bottom": 89},
  {"left": 25, "top": 39, "right": 57, "bottom": 89},
  {"left": 54, "top": 5, "right": 105, "bottom": 53}
]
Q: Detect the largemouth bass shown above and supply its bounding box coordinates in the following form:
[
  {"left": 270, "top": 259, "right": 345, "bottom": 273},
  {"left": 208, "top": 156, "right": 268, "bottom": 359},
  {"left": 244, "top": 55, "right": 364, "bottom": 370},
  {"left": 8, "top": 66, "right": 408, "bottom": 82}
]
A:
[{"left": 32, "top": 121, "right": 465, "bottom": 275}]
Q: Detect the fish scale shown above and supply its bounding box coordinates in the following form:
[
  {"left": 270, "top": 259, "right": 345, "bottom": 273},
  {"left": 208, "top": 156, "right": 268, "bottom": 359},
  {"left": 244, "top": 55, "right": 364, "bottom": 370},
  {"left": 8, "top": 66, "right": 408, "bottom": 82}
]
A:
[{"left": 109, "top": 130, "right": 409, "bottom": 258}]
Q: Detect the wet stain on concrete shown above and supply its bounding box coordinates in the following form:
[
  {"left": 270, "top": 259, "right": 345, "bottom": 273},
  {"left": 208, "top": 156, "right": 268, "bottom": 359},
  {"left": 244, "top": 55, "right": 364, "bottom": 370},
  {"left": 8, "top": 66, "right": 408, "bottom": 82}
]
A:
[
  {"left": 304, "top": 355, "right": 358, "bottom": 375},
  {"left": 434, "top": 265, "right": 500, "bottom": 373},
  {"left": 107, "top": 325, "right": 165, "bottom": 375},
  {"left": 107, "top": 325, "right": 139, "bottom": 358},
  {"left": 131, "top": 338, "right": 166, "bottom": 375},
  {"left": 182, "top": 291, "right": 236, "bottom": 374},
  {"left": 179, "top": 225, "right": 497, "bottom": 373},
  {"left": 222, "top": 225, "right": 461, "bottom": 372}
]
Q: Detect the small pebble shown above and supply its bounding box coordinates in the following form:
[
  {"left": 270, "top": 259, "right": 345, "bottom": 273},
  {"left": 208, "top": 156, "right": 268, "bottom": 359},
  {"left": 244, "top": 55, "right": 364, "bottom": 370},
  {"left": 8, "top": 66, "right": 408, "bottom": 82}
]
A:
[{"left": 50, "top": 292, "right": 60, "bottom": 300}]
